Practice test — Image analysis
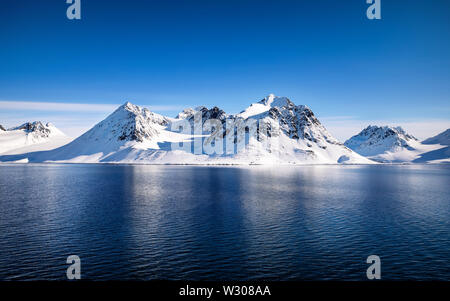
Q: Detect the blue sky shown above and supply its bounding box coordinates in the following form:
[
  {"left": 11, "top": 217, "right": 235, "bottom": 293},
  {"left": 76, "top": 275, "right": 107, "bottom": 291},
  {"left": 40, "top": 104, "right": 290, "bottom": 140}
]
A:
[{"left": 0, "top": 0, "right": 449, "bottom": 140}]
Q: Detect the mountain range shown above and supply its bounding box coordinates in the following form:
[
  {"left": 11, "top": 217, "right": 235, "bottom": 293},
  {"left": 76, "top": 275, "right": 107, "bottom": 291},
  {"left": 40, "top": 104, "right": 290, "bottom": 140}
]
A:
[{"left": 0, "top": 95, "right": 449, "bottom": 165}]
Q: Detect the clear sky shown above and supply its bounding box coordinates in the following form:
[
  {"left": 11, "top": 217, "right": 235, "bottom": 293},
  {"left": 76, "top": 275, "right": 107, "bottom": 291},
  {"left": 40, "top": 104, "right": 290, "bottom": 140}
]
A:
[{"left": 0, "top": 0, "right": 449, "bottom": 140}]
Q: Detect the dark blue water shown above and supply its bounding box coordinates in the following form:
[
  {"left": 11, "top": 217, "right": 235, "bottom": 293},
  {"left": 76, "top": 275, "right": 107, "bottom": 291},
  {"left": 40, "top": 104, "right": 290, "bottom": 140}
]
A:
[{"left": 0, "top": 164, "right": 449, "bottom": 280}]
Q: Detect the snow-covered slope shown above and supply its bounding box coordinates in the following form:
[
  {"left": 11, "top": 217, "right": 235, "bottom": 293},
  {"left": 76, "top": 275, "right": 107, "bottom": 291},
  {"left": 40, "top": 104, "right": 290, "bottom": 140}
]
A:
[
  {"left": 413, "top": 129, "right": 450, "bottom": 164},
  {"left": 422, "top": 129, "right": 450, "bottom": 145},
  {"left": 0, "top": 121, "right": 71, "bottom": 155},
  {"left": 0, "top": 96, "right": 373, "bottom": 164},
  {"left": 344, "top": 125, "right": 447, "bottom": 163}
]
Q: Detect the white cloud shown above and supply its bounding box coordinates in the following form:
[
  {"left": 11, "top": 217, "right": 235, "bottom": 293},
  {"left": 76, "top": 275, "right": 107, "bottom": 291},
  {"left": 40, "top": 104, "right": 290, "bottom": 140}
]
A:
[
  {"left": 0, "top": 100, "right": 182, "bottom": 112},
  {"left": 0, "top": 100, "right": 185, "bottom": 138},
  {"left": 321, "top": 117, "right": 450, "bottom": 141}
]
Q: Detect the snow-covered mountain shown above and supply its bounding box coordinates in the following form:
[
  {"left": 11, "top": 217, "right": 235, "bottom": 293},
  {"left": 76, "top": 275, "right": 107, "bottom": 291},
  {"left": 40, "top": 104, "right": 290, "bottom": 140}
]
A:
[
  {"left": 218, "top": 94, "right": 363, "bottom": 164},
  {"left": 26, "top": 102, "right": 179, "bottom": 163},
  {"left": 66, "top": 101, "right": 170, "bottom": 148},
  {"left": 344, "top": 125, "right": 447, "bottom": 163},
  {"left": 344, "top": 126, "right": 418, "bottom": 156},
  {"left": 0, "top": 121, "right": 71, "bottom": 156},
  {"left": 0, "top": 95, "right": 373, "bottom": 165}
]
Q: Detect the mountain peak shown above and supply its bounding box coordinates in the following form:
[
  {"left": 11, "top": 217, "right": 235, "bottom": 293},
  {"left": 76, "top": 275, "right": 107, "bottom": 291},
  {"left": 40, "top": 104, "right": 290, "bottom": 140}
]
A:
[
  {"left": 259, "top": 93, "right": 276, "bottom": 105},
  {"left": 0, "top": 121, "right": 69, "bottom": 155},
  {"left": 79, "top": 102, "right": 170, "bottom": 145},
  {"left": 175, "top": 106, "right": 227, "bottom": 123},
  {"left": 259, "top": 94, "right": 293, "bottom": 108},
  {"left": 345, "top": 125, "right": 418, "bottom": 157},
  {"left": 118, "top": 101, "right": 140, "bottom": 112},
  {"left": 5, "top": 121, "right": 66, "bottom": 140},
  {"left": 364, "top": 125, "right": 417, "bottom": 141},
  {"left": 176, "top": 108, "right": 196, "bottom": 119},
  {"left": 237, "top": 95, "right": 294, "bottom": 119},
  {"left": 11, "top": 121, "right": 47, "bottom": 132}
]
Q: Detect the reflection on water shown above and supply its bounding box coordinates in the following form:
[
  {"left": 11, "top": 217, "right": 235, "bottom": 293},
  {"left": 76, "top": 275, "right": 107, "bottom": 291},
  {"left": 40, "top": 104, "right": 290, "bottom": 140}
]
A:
[{"left": 0, "top": 164, "right": 449, "bottom": 280}]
